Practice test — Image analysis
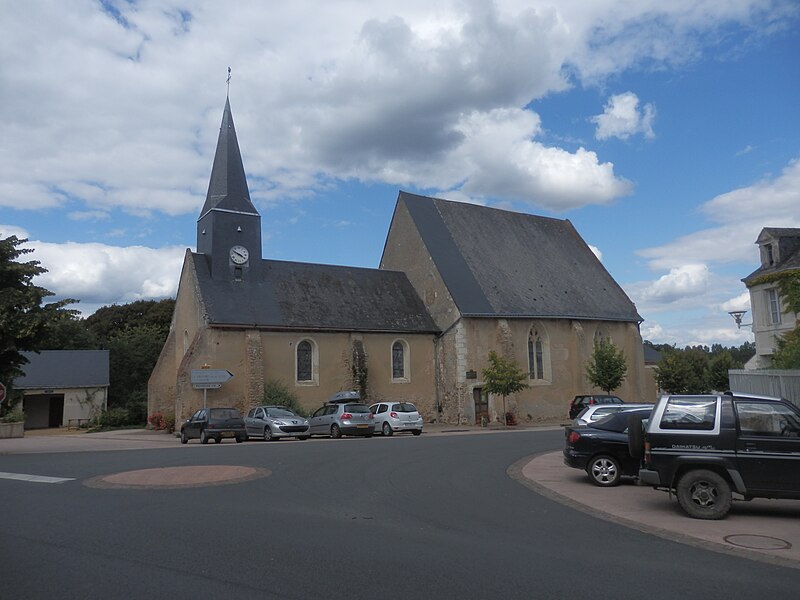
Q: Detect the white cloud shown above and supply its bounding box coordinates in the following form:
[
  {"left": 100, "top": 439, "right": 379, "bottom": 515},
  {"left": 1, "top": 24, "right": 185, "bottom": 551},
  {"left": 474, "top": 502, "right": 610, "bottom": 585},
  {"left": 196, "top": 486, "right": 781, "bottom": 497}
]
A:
[
  {"left": 30, "top": 241, "right": 185, "bottom": 311},
  {"left": 638, "top": 159, "right": 800, "bottom": 270},
  {"left": 720, "top": 292, "right": 750, "bottom": 313},
  {"left": 589, "top": 245, "right": 603, "bottom": 261},
  {"left": 641, "top": 264, "right": 709, "bottom": 303},
  {"left": 0, "top": 225, "right": 31, "bottom": 240},
  {"left": 2, "top": 0, "right": 789, "bottom": 220},
  {"left": 592, "top": 92, "right": 656, "bottom": 140}
]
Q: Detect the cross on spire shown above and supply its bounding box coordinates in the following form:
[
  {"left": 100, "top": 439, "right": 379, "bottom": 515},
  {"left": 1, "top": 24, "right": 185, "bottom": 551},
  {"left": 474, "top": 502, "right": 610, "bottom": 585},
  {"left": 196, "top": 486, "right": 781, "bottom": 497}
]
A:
[{"left": 226, "top": 67, "right": 231, "bottom": 97}]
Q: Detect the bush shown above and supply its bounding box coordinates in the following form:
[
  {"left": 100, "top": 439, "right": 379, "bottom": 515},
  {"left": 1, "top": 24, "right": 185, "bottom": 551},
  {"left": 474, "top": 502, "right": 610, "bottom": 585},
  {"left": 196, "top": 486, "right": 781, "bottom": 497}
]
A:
[
  {"left": 147, "top": 412, "right": 175, "bottom": 433},
  {"left": 94, "top": 407, "right": 130, "bottom": 428},
  {"left": 0, "top": 409, "right": 25, "bottom": 423},
  {"left": 263, "top": 379, "right": 307, "bottom": 416}
]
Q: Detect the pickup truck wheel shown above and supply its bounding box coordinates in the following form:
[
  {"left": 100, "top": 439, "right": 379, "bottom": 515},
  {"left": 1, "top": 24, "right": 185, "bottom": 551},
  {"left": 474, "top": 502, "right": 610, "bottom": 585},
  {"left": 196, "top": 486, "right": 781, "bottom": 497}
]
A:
[
  {"left": 676, "top": 469, "right": 732, "bottom": 520},
  {"left": 587, "top": 455, "right": 621, "bottom": 487}
]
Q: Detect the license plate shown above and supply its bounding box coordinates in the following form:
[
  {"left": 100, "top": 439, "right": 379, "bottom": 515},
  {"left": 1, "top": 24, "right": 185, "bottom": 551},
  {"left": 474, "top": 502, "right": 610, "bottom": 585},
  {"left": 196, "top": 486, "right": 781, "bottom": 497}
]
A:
[
  {"left": 357, "top": 424, "right": 368, "bottom": 428},
  {"left": 220, "top": 432, "right": 234, "bottom": 437}
]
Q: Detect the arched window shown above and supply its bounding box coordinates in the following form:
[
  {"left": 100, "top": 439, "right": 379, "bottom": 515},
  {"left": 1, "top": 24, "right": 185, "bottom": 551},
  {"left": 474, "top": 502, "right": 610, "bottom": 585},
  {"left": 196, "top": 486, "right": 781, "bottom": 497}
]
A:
[
  {"left": 527, "top": 325, "right": 550, "bottom": 383},
  {"left": 594, "top": 328, "right": 609, "bottom": 346},
  {"left": 391, "top": 339, "right": 410, "bottom": 383},
  {"left": 183, "top": 330, "right": 189, "bottom": 355},
  {"left": 296, "top": 339, "right": 318, "bottom": 384}
]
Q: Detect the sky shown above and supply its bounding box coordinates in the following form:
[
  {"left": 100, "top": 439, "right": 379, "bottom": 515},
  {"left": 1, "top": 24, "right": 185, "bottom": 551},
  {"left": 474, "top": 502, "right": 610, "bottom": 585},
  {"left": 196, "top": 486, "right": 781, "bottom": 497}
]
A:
[{"left": 1, "top": 0, "right": 798, "bottom": 348}]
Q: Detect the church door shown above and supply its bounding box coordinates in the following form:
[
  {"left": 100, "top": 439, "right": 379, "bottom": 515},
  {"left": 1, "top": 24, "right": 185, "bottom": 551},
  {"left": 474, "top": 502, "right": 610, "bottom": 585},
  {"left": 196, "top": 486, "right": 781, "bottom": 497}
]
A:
[{"left": 473, "top": 387, "right": 489, "bottom": 425}]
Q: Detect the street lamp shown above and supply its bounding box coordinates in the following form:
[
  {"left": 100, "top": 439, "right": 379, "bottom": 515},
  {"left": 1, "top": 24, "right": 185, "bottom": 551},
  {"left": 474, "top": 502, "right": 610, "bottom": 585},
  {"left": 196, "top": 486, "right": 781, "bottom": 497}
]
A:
[{"left": 728, "top": 310, "right": 752, "bottom": 329}]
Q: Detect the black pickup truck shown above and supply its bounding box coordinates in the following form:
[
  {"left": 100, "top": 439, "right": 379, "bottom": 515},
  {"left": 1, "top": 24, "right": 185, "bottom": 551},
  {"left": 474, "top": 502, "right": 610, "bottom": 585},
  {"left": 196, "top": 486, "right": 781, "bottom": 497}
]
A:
[{"left": 632, "top": 393, "right": 800, "bottom": 519}]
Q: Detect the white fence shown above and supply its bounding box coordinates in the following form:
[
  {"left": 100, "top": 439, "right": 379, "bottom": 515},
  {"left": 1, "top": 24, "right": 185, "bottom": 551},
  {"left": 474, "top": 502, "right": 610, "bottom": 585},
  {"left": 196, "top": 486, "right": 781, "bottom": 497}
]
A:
[{"left": 728, "top": 369, "right": 800, "bottom": 407}]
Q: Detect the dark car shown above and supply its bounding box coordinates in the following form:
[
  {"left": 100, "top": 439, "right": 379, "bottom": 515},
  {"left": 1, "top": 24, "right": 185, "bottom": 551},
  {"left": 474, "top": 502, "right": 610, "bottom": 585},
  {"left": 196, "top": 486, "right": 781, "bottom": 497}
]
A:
[
  {"left": 563, "top": 406, "right": 652, "bottom": 486},
  {"left": 180, "top": 407, "right": 247, "bottom": 444},
  {"left": 568, "top": 394, "right": 624, "bottom": 419}
]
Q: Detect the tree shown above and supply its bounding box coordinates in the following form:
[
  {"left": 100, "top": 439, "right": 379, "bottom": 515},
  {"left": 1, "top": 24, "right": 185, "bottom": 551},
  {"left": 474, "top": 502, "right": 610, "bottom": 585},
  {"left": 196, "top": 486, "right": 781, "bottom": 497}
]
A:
[
  {"left": 0, "top": 235, "right": 77, "bottom": 414},
  {"left": 655, "top": 350, "right": 710, "bottom": 394},
  {"left": 85, "top": 299, "right": 174, "bottom": 342},
  {"left": 707, "top": 351, "right": 742, "bottom": 392},
  {"left": 772, "top": 327, "right": 800, "bottom": 369},
  {"left": 482, "top": 351, "right": 529, "bottom": 423},
  {"left": 585, "top": 338, "right": 628, "bottom": 394},
  {"left": 263, "top": 378, "right": 306, "bottom": 416}
]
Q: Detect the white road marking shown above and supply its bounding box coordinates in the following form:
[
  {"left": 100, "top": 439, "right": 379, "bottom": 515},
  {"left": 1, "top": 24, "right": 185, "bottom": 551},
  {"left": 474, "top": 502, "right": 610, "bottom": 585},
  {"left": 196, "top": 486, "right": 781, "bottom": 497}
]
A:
[{"left": 0, "top": 471, "right": 74, "bottom": 484}]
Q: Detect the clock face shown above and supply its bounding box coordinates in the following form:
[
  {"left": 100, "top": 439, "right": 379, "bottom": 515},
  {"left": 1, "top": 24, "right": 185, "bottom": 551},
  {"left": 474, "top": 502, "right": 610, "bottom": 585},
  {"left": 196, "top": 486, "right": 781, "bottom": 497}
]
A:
[{"left": 229, "top": 245, "right": 249, "bottom": 265}]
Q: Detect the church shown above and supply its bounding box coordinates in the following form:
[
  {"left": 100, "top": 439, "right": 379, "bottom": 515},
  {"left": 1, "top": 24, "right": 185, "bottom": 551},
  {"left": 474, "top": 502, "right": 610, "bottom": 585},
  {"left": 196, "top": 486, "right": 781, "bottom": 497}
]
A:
[{"left": 148, "top": 98, "right": 654, "bottom": 425}]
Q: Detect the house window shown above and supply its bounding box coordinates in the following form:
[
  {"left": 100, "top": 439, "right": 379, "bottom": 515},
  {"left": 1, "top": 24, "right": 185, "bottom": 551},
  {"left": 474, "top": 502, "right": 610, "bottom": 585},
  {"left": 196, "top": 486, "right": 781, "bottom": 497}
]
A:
[
  {"left": 766, "top": 244, "right": 774, "bottom": 266},
  {"left": 296, "top": 339, "right": 318, "bottom": 385},
  {"left": 391, "top": 339, "right": 410, "bottom": 383},
  {"left": 768, "top": 289, "right": 782, "bottom": 325},
  {"left": 528, "top": 327, "right": 548, "bottom": 381}
]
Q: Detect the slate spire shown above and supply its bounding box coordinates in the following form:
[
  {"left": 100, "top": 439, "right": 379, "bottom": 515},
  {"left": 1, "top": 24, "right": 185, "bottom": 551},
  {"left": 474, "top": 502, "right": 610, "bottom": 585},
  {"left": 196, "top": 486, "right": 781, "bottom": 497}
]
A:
[{"left": 199, "top": 97, "right": 258, "bottom": 219}]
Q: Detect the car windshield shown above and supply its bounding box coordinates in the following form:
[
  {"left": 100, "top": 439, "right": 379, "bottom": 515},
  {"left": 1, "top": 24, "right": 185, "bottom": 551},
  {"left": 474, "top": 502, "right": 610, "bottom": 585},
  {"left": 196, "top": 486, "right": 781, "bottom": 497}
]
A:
[
  {"left": 345, "top": 404, "right": 370, "bottom": 413},
  {"left": 592, "top": 409, "right": 652, "bottom": 432},
  {"left": 392, "top": 403, "right": 417, "bottom": 412},
  {"left": 209, "top": 408, "right": 241, "bottom": 420},
  {"left": 597, "top": 396, "right": 623, "bottom": 405},
  {"left": 266, "top": 408, "right": 297, "bottom": 418}
]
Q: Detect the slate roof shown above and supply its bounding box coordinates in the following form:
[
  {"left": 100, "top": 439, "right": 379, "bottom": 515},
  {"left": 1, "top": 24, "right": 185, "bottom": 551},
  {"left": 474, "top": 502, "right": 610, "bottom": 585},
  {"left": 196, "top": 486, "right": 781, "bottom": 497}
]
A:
[
  {"left": 744, "top": 227, "right": 800, "bottom": 283},
  {"left": 396, "top": 192, "right": 642, "bottom": 322},
  {"left": 192, "top": 254, "right": 439, "bottom": 333},
  {"left": 198, "top": 97, "right": 258, "bottom": 219},
  {"left": 14, "top": 351, "right": 110, "bottom": 389}
]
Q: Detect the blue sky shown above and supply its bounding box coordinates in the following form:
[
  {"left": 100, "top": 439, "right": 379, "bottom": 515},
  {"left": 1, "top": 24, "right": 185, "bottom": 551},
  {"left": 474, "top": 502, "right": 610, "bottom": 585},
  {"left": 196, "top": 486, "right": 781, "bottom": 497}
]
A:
[{"left": 1, "top": 0, "right": 798, "bottom": 347}]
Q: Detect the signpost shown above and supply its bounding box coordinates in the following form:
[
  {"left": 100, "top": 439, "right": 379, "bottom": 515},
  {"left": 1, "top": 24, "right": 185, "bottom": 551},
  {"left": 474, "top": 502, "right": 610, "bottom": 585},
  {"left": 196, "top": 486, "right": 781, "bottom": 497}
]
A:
[
  {"left": 190, "top": 369, "right": 233, "bottom": 407},
  {"left": 0, "top": 382, "right": 6, "bottom": 405}
]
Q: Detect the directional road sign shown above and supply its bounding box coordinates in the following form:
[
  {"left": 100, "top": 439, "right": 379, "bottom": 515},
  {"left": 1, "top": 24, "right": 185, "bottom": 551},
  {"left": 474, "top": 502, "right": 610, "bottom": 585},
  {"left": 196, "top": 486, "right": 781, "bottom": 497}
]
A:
[
  {"left": 192, "top": 382, "right": 222, "bottom": 390},
  {"left": 190, "top": 369, "right": 234, "bottom": 384}
]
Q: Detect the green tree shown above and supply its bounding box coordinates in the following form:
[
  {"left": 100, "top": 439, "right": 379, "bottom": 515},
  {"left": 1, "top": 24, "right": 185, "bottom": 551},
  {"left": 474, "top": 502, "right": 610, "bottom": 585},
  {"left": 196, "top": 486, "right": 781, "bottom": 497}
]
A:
[
  {"left": 0, "top": 235, "right": 77, "bottom": 414},
  {"left": 772, "top": 327, "right": 800, "bottom": 369},
  {"left": 263, "top": 378, "right": 306, "bottom": 416},
  {"left": 707, "top": 351, "right": 742, "bottom": 392},
  {"left": 85, "top": 299, "right": 174, "bottom": 342},
  {"left": 482, "top": 350, "right": 529, "bottom": 423},
  {"left": 656, "top": 350, "right": 710, "bottom": 394},
  {"left": 585, "top": 338, "right": 628, "bottom": 394},
  {"left": 106, "top": 323, "right": 168, "bottom": 423}
]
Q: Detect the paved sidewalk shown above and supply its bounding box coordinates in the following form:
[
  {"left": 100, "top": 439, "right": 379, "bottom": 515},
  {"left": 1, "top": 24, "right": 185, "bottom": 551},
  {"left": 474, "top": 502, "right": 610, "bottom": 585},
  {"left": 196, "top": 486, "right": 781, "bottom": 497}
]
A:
[{"left": 514, "top": 451, "right": 800, "bottom": 570}]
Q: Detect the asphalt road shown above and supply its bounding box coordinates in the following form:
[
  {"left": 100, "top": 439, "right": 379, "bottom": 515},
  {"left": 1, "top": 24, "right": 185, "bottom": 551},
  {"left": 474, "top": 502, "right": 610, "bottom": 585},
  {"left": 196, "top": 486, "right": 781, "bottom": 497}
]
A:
[{"left": 1, "top": 430, "right": 797, "bottom": 599}]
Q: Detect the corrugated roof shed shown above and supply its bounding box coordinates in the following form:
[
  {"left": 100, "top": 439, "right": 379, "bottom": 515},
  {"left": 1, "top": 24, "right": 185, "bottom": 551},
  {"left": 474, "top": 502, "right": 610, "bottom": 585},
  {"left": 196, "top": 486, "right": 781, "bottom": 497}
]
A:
[
  {"left": 194, "top": 254, "right": 439, "bottom": 333},
  {"left": 14, "top": 350, "right": 110, "bottom": 389},
  {"left": 398, "top": 192, "right": 642, "bottom": 322}
]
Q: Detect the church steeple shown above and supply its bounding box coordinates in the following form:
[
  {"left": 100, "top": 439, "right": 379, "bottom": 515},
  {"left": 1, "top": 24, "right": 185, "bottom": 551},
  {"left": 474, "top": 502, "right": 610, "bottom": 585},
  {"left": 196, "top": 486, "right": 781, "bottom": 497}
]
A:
[{"left": 197, "top": 97, "right": 262, "bottom": 280}]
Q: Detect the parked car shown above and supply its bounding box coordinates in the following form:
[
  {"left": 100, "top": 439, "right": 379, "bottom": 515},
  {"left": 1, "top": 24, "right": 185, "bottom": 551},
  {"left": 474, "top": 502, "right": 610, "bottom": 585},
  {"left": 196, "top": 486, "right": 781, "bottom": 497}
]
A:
[
  {"left": 573, "top": 403, "right": 652, "bottom": 426},
  {"left": 563, "top": 406, "right": 653, "bottom": 486},
  {"left": 309, "top": 392, "right": 374, "bottom": 438},
  {"left": 244, "top": 405, "right": 310, "bottom": 441},
  {"left": 634, "top": 393, "right": 800, "bottom": 519},
  {"left": 369, "top": 401, "right": 423, "bottom": 436},
  {"left": 180, "top": 407, "right": 247, "bottom": 444},
  {"left": 568, "top": 394, "right": 624, "bottom": 419}
]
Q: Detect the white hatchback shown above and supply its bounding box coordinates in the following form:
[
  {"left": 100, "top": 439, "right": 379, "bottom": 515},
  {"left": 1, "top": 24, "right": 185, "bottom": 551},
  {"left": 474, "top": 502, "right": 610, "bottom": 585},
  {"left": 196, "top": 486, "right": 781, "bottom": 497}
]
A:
[{"left": 369, "top": 401, "right": 423, "bottom": 436}]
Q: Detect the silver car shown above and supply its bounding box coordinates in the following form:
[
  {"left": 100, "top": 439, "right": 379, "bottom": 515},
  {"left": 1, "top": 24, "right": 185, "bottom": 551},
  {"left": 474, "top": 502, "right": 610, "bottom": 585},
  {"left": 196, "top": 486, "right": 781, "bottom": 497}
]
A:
[
  {"left": 369, "top": 401, "right": 423, "bottom": 436},
  {"left": 309, "top": 393, "right": 374, "bottom": 438},
  {"left": 244, "top": 406, "right": 310, "bottom": 441},
  {"left": 573, "top": 403, "right": 653, "bottom": 426}
]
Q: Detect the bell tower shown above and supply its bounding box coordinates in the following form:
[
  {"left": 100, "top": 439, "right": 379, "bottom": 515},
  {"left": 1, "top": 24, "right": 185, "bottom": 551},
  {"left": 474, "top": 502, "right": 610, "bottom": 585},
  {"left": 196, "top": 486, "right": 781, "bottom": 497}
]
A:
[{"left": 197, "top": 97, "right": 261, "bottom": 280}]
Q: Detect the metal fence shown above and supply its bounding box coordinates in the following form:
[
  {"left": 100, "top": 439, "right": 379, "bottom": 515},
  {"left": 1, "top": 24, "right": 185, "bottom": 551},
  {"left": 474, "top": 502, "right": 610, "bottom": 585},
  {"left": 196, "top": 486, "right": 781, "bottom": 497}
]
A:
[{"left": 728, "top": 369, "right": 800, "bottom": 408}]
